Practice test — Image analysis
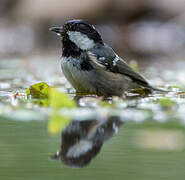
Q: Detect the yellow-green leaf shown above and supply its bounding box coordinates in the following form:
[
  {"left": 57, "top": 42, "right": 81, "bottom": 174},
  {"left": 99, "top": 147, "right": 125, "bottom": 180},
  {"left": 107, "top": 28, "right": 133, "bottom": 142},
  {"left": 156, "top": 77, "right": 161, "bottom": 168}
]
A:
[
  {"left": 159, "top": 97, "right": 177, "bottom": 108},
  {"left": 49, "top": 89, "right": 76, "bottom": 109},
  {"left": 26, "top": 82, "right": 51, "bottom": 99},
  {"left": 48, "top": 111, "right": 71, "bottom": 134},
  {"left": 33, "top": 99, "right": 50, "bottom": 107}
]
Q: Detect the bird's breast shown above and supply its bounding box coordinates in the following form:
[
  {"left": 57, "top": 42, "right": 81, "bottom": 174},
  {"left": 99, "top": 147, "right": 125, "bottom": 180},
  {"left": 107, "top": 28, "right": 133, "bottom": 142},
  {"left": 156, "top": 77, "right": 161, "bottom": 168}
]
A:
[
  {"left": 60, "top": 57, "right": 137, "bottom": 96},
  {"left": 61, "top": 57, "right": 96, "bottom": 93}
]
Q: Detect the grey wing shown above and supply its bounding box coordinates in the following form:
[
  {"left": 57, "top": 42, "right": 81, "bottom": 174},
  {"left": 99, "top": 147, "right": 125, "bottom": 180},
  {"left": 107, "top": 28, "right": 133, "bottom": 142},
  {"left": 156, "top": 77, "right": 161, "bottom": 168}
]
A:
[{"left": 87, "top": 44, "right": 150, "bottom": 87}]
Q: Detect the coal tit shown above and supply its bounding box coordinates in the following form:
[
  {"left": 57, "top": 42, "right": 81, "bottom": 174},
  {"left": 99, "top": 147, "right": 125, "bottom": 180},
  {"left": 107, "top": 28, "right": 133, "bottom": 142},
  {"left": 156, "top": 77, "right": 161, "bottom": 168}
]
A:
[{"left": 49, "top": 19, "right": 157, "bottom": 96}]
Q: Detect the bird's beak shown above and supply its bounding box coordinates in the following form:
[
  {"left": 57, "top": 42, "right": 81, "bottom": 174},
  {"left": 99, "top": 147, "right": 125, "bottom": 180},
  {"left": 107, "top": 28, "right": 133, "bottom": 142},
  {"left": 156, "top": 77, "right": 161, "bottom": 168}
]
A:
[{"left": 49, "top": 26, "right": 64, "bottom": 36}]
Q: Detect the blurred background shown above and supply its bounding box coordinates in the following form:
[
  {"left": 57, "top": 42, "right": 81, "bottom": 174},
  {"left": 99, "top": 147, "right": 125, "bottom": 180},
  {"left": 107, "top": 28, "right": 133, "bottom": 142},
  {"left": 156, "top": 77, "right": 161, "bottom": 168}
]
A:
[{"left": 1, "top": 0, "right": 185, "bottom": 63}]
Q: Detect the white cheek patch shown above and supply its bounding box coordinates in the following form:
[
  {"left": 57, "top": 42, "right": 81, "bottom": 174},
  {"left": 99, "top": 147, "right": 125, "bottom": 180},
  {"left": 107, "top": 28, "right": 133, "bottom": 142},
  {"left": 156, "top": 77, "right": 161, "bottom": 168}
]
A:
[
  {"left": 66, "top": 140, "right": 93, "bottom": 158},
  {"left": 67, "top": 31, "right": 95, "bottom": 50}
]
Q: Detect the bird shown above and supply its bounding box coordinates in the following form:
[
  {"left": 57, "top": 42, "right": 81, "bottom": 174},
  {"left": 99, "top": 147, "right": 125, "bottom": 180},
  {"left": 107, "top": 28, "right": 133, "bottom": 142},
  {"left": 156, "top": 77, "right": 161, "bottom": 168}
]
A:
[{"left": 49, "top": 19, "right": 163, "bottom": 97}]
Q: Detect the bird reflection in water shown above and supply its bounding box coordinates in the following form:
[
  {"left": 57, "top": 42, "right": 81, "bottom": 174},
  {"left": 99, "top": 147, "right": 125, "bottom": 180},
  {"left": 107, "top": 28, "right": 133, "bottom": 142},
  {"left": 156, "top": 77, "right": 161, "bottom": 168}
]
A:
[{"left": 50, "top": 115, "right": 124, "bottom": 168}]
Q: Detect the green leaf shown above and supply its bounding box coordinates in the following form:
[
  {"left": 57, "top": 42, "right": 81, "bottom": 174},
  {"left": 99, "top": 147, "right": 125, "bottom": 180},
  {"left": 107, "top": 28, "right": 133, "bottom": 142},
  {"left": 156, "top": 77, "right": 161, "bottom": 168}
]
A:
[
  {"left": 49, "top": 89, "right": 76, "bottom": 110},
  {"left": 48, "top": 111, "right": 71, "bottom": 134},
  {"left": 167, "top": 85, "right": 184, "bottom": 91},
  {"left": 33, "top": 99, "right": 50, "bottom": 107},
  {"left": 159, "top": 97, "right": 177, "bottom": 108},
  {"left": 48, "top": 89, "right": 76, "bottom": 134},
  {"left": 26, "top": 82, "right": 51, "bottom": 99}
]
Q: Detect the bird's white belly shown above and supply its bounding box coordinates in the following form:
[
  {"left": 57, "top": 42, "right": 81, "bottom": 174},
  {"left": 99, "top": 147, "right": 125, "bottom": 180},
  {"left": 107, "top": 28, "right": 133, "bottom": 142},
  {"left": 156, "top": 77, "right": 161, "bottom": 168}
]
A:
[{"left": 61, "top": 57, "right": 96, "bottom": 93}]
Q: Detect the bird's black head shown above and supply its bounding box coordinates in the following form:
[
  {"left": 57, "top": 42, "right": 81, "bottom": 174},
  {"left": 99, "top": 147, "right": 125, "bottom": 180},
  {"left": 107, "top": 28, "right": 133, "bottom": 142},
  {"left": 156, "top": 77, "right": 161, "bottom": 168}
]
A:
[{"left": 49, "top": 19, "right": 103, "bottom": 57}]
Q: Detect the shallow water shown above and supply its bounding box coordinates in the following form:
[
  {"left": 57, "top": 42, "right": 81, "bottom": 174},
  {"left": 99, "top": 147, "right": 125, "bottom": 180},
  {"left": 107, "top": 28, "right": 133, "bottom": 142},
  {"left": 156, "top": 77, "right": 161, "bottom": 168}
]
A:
[
  {"left": 2, "top": 118, "right": 185, "bottom": 180},
  {"left": 1, "top": 57, "right": 185, "bottom": 179}
]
